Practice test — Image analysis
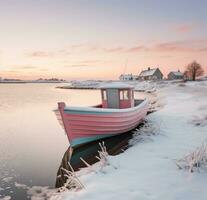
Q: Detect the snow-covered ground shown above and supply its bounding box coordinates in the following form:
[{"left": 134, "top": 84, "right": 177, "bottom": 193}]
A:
[
  {"left": 53, "top": 80, "right": 207, "bottom": 200},
  {"left": 60, "top": 79, "right": 185, "bottom": 93}
]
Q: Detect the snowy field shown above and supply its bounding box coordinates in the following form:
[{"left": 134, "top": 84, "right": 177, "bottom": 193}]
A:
[
  {"left": 61, "top": 79, "right": 187, "bottom": 92},
  {"left": 2, "top": 80, "right": 206, "bottom": 200},
  {"left": 53, "top": 80, "right": 207, "bottom": 200}
]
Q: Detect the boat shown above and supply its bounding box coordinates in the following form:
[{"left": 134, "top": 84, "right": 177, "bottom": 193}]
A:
[
  {"left": 56, "top": 132, "right": 135, "bottom": 188},
  {"left": 56, "top": 83, "right": 149, "bottom": 148}
]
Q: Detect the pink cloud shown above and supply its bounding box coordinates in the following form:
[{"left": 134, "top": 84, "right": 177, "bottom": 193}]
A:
[
  {"left": 79, "top": 60, "right": 102, "bottom": 64},
  {"left": 127, "top": 46, "right": 149, "bottom": 52},
  {"left": 64, "top": 60, "right": 109, "bottom": 68},
  {"left": 28, "top": 51, "right": 54, "bottom": 57},
  {"left": 173, "top": 24, "right": 195, "bottom": 33},
  {"left": 153, "top": 40, "right": 207, "bottom": 52},
  {"left": 26, "top": 39, "right": 207, "bottom": 60},
  {"left": 125, "top": 40, "right": 207, "bottom": 53},
  {"left": 102, "top": 47, "right": 124, "bottom": 53}
]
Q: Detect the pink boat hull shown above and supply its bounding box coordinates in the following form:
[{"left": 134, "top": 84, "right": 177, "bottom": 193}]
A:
[{"left": 57, "top": 99, "right": 149, "bottom": 148}]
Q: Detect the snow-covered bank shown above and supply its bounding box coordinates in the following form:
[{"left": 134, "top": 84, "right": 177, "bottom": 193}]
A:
[
  {"left": 54, "top": 80, "right": 207, "bottom": 200},
  {"left": 58, "top": 80, "right": 104, "bottom": 89},
  {"left": 57, "top": 80, "right": 162, "bottom": 91},
  {"left": 58, "top": 79, "right": 187, "bottom": 93}
]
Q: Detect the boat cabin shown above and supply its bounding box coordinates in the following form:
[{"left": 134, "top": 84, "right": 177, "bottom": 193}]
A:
[{"left": 100, "top": 83, "right": 134, "bottom": 109}]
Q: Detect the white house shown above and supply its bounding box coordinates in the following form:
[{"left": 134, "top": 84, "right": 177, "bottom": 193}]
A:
[
  {"left": 138, "top": 67, "right": 163, "bottom": 80},
  {"left": 119, "top": 74, "right": 134, "bottom": 81}
]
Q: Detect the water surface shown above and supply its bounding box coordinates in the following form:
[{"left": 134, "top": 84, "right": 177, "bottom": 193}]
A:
[{"left": 0, "top": 83, "right": 149, "bottom": 199}]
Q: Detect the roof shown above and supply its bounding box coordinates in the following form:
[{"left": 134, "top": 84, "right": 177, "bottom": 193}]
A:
[
  {"left": 139, "top": 68, "right": 157, "bottom": 77},
  {"left": 99, "top": 82, "right": 134, "bottom": 89},
  {"left": 119, "top": 74, "right": 133, "bottom": 77},
  {"left": 169, "top": 71, "right": 183, "bottom": 76}
]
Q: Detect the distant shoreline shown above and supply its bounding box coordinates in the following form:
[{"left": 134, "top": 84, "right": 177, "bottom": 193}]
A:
[
  {"left": 56, "top": 86, "right": 98, "bottom": 90},
  {"left": 56, "top": 85, "right": 149, "bottom": 92},
  {"left": 0, "top": 81, "right": 66, "bottom": 84}
]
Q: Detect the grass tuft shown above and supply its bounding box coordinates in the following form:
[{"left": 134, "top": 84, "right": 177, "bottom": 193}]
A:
[{"left": 176, "top": 142, "right": 207, "bottom": 173}]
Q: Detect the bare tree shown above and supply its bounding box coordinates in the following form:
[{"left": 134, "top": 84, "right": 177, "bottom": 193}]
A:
[{"left": 184, "top": 61, "right": 204, "bottom": 81}]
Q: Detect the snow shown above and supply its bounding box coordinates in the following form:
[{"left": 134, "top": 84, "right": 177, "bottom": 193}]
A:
[
  {"left": 59, "top": 80, "right": 160, "bottom": 92},
  {"left": 70, "top": 80, "right": 103, "bottom": 89},
  {"left": 0, "top": 196, "right": 11, "bottom": 200},
  {"left": 99, "top": 82, "right": 134, "bottom": 89},
  {"left": 53, "top": 80, "right": 207, "bottom": 200},
  {"left": 2, "top": 177, "right": 13, "bottom": 183},
  {"left": 14, "top": 183, "right": 57, "bottom": 200},
  {"left": 14, "top": 182, "right": 28, "bottom": 189}
]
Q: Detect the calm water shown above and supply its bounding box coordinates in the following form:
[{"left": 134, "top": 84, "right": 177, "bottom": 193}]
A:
[{"left": 0, "top": 83, "right": 148, "bottom": 199}]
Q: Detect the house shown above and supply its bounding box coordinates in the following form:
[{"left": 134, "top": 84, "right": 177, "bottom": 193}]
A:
[
  {"left": 168, "top": 70, "right": 184, "bottom": 80},
  {"left": 132, "top": 75, "right": 139, "bottom": 80},
  {"left": 138, "top": 67, "right": 163, "bottom": 80},
  {"left": 119, "top": 74, "right": 135, "bottom": 81}
]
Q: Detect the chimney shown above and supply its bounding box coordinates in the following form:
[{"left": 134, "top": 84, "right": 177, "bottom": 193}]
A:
[{"left": 148, "top": 67, "right": 150, "bottom": 71}]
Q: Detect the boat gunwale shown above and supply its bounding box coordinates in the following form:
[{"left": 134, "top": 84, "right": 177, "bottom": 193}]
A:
[
  {"left": 63, "top": 98, "right": 147, "bottom": 114},
  {"left": 64, "top": 108, "right": 148, "bottom": 124}
]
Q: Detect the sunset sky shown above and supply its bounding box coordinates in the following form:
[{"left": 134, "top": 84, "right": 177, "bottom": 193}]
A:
[{"left": 0, "top": 0, "right": 207, "bottom": 80}]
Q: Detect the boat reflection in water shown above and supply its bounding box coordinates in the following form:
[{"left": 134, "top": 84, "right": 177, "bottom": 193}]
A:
[{"left": 55, "top": 122, "right": 146, "bottom": 188}]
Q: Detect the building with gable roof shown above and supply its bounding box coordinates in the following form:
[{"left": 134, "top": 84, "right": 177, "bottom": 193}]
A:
[
  {"left": 168, "top": 70, "right": 184, "bottom": 80},
  {"left": 138, "top": 67, "right": 163, "bottom": 80}
]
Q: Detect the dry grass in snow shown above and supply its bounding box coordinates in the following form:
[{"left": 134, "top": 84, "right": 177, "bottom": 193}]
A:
[
  {"left": 176, "top": 142, "right": 207, "bottom": 173},
  {"left": 59, "top": 162, "right": 84, "bottom": 192},
  {"left": 50, "top": 142, "right": 116, "bottom": 200},
  {"left": 191, "top": 115, "right": 207, "bottom": 127},
  {"left": 129, "top": 119, "right": 161, "bottom": 146},
  {"left": 80, "top": 142, "right": 117, "bottom": 174}
]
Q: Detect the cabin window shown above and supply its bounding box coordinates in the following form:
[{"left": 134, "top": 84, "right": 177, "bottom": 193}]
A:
[
  {"left": 103, "top": 90, "right": 107, "bottom": 100},
  {"left": 123, "top": 90, "right": 129, "bottom": 100},
  {"left": 120, "top": 90, "right": 129, "bottom": 100}
]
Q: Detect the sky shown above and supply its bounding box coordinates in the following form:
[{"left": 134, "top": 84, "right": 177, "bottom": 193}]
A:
[{"left": 0, "top": 0, "right": 207, "bottom": 80}]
